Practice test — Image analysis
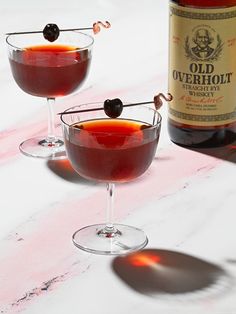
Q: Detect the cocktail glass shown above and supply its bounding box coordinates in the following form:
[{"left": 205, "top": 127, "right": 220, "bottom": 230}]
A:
[
  {"left": 61, "top": 103, "right": 162, "bottom": 255},
  {"left": 6, "top": 31, "right": 94, "bottom": 159}
]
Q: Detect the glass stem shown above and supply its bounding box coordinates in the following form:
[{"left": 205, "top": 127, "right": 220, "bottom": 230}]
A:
[
  {"left": 47, "top": 97, "right": 56, "bottom": 143},
  {"left": 105, "top": 183, "right": 115, "bottom": 232}
]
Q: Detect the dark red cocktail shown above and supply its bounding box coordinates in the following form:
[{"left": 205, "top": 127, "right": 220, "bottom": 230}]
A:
[
  {"left": 61, "top": 103, "right": 162, "bottom": 255},
  {"left": 65, "top": 118, "right": 159, "bottom": 182},
  {"left": 9, "top": 44, "right": 91, "bottom": 97},
  {"left": 6, "top": 31, "right": 94, "bottom": 159}
]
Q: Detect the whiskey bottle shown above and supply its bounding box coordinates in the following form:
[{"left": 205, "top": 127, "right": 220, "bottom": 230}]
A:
[{"left": 168, "top": 0, "right": 236, "bottom": 147}]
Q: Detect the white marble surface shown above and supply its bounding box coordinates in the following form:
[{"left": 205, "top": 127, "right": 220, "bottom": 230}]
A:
[{"left": 0, "top": 0, "right": 236, "bottom": 313}]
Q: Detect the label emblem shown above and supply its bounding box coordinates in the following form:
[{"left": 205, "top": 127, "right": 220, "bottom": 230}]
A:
[{"left": 185, "top": 26, "right": 223, "bottom": 62}]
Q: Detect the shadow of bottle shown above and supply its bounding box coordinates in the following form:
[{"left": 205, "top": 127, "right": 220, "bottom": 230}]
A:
[
  {"left": 112, "top": 249, "right": 234, "bottom": 301},
  {"left": 179, "top": 141, "right": 236, "bottom": 164}
]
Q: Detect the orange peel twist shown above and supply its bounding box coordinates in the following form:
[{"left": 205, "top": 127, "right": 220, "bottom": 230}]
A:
[
  {"left": 154, "top": 93, "right": 173, "bottom": 110},
  {"left": 93, "top": 21, "right": 111, "bottom": 34}
]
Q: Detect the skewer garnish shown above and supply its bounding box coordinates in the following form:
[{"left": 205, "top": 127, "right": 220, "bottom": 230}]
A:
[
  {"left": 6, "top": 21, "right": 111, "bottom": 42},
  {"left": 58, "top": 93, "right": 173, "bottom": 119}
]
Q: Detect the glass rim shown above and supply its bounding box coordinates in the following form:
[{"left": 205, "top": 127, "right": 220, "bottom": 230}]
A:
[
  {"left": 60, "top": 102, "right": 162, "bottom": 133},
  {"left": 5, "top": 30, "right": 94, "bottom": 52}
]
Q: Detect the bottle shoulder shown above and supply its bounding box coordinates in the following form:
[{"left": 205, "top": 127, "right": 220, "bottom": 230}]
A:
[{"left": 171, "top": 0, "right": 236, "bottom": 8}]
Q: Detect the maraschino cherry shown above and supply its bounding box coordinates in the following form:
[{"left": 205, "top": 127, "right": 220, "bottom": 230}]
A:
[
  {"left": 43, "top": 23, "right": 60, "bottom": 42},
  {"left": 104, "top": 98, "right": 123, "bottom": 118}
]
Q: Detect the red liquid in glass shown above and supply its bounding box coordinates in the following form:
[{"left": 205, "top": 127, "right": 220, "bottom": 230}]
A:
[
  {"left": 65, "top": 118, "right": 159, "bottom": 182},
  {"left": 9, "top": 44, "right": 91, "bottom": 97}
]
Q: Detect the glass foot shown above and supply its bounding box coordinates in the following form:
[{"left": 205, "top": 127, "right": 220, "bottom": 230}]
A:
[
  {"left": 19, "top": 136, "right": 67, "bottom": 160},
  {"left": 72, "top": 223, "right": 148, "bottom": 255}
]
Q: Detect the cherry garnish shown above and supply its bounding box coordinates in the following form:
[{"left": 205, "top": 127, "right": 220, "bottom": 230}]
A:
[
  {"left": 58, "top": 93, "right": 173, "bottom": 117},
  {"left": 104, "top": 98, "right": 123, "bottom": 118},
  {"left": 43, "top": 23, "right": 60, "bottom": 42},
  {"left": 6, "top": 21, "right": 111, "bottom": 37}
]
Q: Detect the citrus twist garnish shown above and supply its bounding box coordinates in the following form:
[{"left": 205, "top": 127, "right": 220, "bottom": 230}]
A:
[{"left": 93, "top": 21, "right": 111, "bottom": 34}]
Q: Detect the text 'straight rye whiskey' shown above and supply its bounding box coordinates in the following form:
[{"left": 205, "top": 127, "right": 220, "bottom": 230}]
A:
[{"left": 168, "top": 0, "right": 236, "bottom": 147}]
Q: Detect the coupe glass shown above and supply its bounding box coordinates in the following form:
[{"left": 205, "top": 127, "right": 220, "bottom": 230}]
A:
[
  {"left": 61, "top": 103, "right": 162, "bottom": 255},
  {"left": 6, "top": 31, "right": 94, "bottom": 159}
]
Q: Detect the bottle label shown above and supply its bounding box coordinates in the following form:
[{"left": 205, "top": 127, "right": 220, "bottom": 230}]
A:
[{"left": 169, "top": 2, "right": 236, "bottom": 126}]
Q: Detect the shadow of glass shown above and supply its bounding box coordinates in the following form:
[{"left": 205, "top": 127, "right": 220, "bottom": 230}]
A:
[
  {"left": 112, "top": 249, "right": 234, "bottom": 301},
  {"left": 46, "top": 159, "right": 94, "bottom": 185}
]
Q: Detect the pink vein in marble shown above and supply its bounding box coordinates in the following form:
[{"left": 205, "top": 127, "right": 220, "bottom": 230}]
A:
[
  {"left": 0, "top": 144, "right": 222, "bottom": 312},
  {"left": 0, "top": 122, "right": 47, "bottom": 163}
]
